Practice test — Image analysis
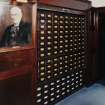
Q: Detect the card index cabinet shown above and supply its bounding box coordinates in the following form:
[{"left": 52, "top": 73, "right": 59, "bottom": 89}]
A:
[{"left": 33, "top": 4, "right": 89, "bottom": 105}]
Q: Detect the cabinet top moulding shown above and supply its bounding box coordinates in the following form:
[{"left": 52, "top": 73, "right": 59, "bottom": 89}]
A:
[{"left": 37, "top": 0, "right": 91, "bottom": 11}]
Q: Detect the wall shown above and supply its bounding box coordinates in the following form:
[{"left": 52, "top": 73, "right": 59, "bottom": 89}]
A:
[
  {"left": 90, "top": 0, "right": 105, "bottom": 7},
  {"left": 0, "top": 0, "right": 10, "bottom": 2},
  {"left": 0, "top": 0, "right": 10, "bottom": 4}
]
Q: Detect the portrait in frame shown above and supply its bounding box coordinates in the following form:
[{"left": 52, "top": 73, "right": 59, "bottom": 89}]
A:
[{"left": 0, "top": 3, "right": 33, "bottom": 48}]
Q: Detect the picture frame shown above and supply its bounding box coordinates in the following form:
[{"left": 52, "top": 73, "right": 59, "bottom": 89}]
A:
[{"left": 0, "top": 2, "right": 36, "bottom": 53}]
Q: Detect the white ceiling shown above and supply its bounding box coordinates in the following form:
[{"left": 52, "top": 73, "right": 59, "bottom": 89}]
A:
[{"left": 90, "top": 0, "right": 105, "bottom": 7}]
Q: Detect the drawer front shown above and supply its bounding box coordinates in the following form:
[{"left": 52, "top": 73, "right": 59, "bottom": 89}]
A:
[{"left": 0, "top": 49, "right": 35, "bottom": 72}]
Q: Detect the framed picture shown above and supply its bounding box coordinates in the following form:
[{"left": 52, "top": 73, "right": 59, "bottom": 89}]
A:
[{"left": 0, "top": 2, "right": 36, "bottom": 51}]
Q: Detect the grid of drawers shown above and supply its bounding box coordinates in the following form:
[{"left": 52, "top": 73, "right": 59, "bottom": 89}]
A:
[
  {"left": 34, "top": 9, "right": 87, "bottom": 105},
  {"left": 35, "top": 71, "right": 84, "bottom": 105}
]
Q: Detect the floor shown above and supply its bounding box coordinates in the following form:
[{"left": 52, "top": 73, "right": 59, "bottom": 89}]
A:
[{"left": 56, "top": 81, "right": 105, "bottom": 105}]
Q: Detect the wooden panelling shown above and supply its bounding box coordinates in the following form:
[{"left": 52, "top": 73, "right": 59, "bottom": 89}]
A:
[
  {"left": 0, "top": 48, "right": 35, "bottom": 105},
  {"left": 0, "top": 49, "right": 34, "bottom": 72},
  {"left": 0, "top": 73, "right": 32, "bottom": 105},
  {"left": 91, "top": 7, "right": 105, "bottom": 81},
  {"left": 0, "top": 2, "right": 36, "bottom": 105}
]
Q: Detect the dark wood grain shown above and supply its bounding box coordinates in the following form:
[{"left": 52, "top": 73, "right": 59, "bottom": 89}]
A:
[
  {"left": 0, "top": 48, "right": 34, "bottom": 72},
  {"left": 0, "top": 2, "right": 36, "bottom": 105},
  {"left": 0, "top": 73, "right": 32, "bottom": 105}
]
